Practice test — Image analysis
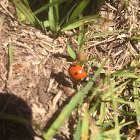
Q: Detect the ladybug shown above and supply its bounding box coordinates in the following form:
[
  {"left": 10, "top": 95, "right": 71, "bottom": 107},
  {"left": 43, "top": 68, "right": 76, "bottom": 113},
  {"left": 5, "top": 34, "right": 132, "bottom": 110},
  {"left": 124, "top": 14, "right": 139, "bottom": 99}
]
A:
[{"left": 68, "top": 64, "right": 87, "bottom": 81}]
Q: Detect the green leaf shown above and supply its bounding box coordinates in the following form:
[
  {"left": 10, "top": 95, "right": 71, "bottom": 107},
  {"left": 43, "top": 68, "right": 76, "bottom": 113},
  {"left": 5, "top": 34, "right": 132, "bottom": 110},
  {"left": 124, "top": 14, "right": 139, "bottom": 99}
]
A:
[{"left": 67, "top": 45, "right": 77, "bottom": 60}]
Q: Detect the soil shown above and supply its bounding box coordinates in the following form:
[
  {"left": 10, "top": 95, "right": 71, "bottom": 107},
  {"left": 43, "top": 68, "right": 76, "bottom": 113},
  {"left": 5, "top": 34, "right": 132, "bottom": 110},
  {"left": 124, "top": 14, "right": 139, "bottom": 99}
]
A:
[{"left": 0, "top": 0, "right": 140, "bottom": 140}]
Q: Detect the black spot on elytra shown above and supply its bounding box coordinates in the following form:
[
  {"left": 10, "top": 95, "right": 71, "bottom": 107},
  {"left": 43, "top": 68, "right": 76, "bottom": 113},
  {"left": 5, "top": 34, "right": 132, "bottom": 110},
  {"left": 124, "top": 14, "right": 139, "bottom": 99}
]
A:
[{"left": 74, "top": 72, "right": 78, "bottom": 75}]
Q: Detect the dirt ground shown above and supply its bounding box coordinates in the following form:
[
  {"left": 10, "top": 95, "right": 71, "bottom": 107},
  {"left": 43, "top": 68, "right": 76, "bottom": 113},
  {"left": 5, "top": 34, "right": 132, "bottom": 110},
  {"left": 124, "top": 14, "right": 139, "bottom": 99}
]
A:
[{"left": 0, "top": 0, "right": 140, "bottom": 140}]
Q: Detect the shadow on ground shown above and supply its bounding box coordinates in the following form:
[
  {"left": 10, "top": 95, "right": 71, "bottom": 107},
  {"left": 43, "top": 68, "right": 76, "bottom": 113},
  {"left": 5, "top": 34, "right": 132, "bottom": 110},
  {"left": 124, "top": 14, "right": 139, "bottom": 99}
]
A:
[{"left": 0, "top": 93, "right": 35, "bottom": 140}]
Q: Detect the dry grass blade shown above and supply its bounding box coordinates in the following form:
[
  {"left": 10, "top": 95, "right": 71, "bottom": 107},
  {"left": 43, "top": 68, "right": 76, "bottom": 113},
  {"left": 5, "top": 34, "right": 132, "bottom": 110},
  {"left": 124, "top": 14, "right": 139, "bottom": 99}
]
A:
[
  {"left": 8, "top": 44, "right": 13, "bottom": 89},
  {"left": 81, "top": 103, "right": 89, "bottom": 140}
]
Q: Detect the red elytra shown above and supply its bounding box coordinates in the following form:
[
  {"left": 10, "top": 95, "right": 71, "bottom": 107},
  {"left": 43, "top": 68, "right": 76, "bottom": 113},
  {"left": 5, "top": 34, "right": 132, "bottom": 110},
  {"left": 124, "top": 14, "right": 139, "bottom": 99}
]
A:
[{"left": 68, "top": 64, "right": 87, "bottom": 81}]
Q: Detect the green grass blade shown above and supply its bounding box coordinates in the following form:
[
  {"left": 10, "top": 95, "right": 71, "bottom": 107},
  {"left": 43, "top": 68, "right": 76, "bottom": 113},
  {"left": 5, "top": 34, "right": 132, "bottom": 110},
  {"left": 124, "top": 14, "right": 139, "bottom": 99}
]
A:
[
  {"left": 89, "top": 99, "right": 100, "bottom": 115},
  {"left": 78, "top": 21, "right": 86, "bottom": 52},
  {"left": 74, "top": 117, "right": 81, "bottom": 140},
  {"left": 67, "top": 45, "right": 77, "bottom": 60},
  {"left": 42, "top": 58, "right": 107, "bottom": 140},
  {"left": 113, "top": 71, "right": 140, "bottom": 79},
  {"left": 34, "top": 0, "right": 68, "bottom": 15},
  {"left": 0, "top": 112, "right": 32, "bottom": 125},
  {"left": 85, "top": 30, "right": 128, "bottom": 41},
  {"left": 88, "top": 82, "right": 103, "bottom": 103},
  {"left": 118, "top": 109, "right": 140, "bottom": 116},
  {"left": 11, "top": 0, "right": 37, "bottom": 27},
  {"left": 115, "top": 98, "right": 135, "bottom": 106},
  {"left": 58, "top": 4, "right": 76, "bottom": 28},
  {"left": 110, "top": 83, "right": 121, "bottom": 140},
  {"left": 78, "top": 32, "right": 84, "bottom": 52},
  {"left": 102, "top": 134, "right": 116, "bottom": 139},
  {"left": 85, "top": 30, "right": 140, "bottom": 42},
  {"left": 70, "top": 0, "right": 90, "bottom": 21},
  {"left": 96, "top": 102, "right": 106, "bottom": 126},
  {"left": 60, "top": 15, "right": 100, "bottom": 32},
  {"left": 133, "top": 80, "right": 140, "bottom": 122},
  {"left": 22, "top": 0, "right": 31, "bottom": 10},
  {"left": 102, "top": 120, "right": 114, "bottom": 132},
  {"left": 54, "top": 0, "right": 59, "bottom": 22},
  {"left": 15, "top": 7, "right": 26, "bottom": 22},
  {"left": 0, "top": 112, "right": 43, "bottom": 134},
  {"left": 48, "top": 0, "right": 57, "bottom": 32},
  {"left": 113, "top": 79, "right": 131, "bottom": 92},
  {"left": 119, "top": 120, "right": 134, "bottom": 130},
  {"left": 131, "top": 37, "right": 140, "bottom": 41}
]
